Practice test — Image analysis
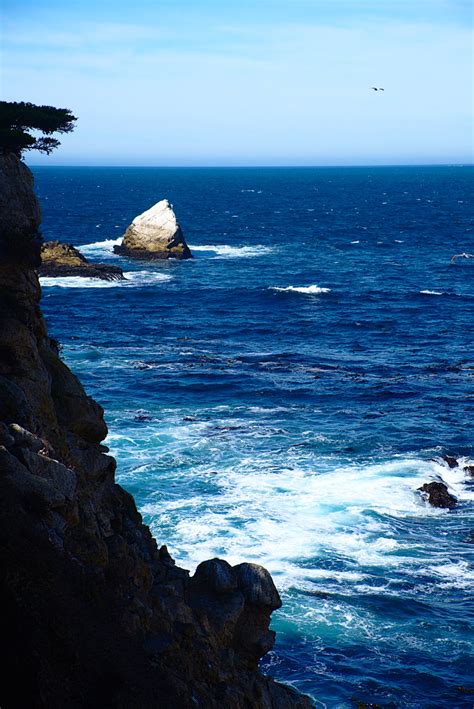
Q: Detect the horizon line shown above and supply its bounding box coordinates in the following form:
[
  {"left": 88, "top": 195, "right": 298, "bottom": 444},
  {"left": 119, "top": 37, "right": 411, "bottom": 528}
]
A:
[{"left": 29, "top": 162, "right": 473, "bottom": 169}]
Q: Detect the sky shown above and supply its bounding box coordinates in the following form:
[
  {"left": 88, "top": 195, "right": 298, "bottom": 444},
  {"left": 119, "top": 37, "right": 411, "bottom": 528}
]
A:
[{"left": 1, "top": 0, "right": 472, "bottom": 166}]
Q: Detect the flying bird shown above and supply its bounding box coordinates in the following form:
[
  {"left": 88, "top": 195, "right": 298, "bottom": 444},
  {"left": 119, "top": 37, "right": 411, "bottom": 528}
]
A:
[
  {"left": 450, "top": 252, "right": 474, "bottom": 263},
  {"left": 371, "top": 87, "right": 385, "bottom": 91}
]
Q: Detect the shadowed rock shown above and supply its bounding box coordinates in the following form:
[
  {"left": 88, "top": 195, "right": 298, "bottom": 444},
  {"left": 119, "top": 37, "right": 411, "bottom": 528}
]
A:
[
  {"left": 114, "top": 199, "right": 192, "bottom": 260},
  {"left": 443, "top": 455, "right": 459, "bottom": 469},
  {"left": 418, "top": 482, "right": 457, "bottom": 509},
  {"left": 39, "top": 241, "right": 125, "bottom": 281}
]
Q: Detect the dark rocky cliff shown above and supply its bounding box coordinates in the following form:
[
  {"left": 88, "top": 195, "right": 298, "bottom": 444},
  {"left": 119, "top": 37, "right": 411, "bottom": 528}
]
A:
[{"left": 0, "top": 153, "right": 312, "bottom": 709}]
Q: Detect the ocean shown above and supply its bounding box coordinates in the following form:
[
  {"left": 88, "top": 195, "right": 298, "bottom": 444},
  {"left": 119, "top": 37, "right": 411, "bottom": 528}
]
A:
[{"left": 34, "top": 165, "right": 473, "bottom": 708}]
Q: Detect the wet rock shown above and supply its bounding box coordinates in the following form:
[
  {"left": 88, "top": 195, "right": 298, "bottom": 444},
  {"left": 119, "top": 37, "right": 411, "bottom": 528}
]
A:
[
  {"left": 114, "top": 199, "right": 192, "bottom": 260},
  {"left": 463, "top": 465, "right": 474, "bottom": 477},
  {"left": 39, "top": 241, "right": 125, "bottom": 280},
  {"left": 443, "top": 455, "right": 459, "bottom": 468},
  {"left": 418, "top": 482, "right": 457, "bottom": 509}
]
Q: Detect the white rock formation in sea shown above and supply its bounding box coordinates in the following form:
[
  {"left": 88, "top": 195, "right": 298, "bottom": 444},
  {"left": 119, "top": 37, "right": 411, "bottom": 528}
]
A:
[{"left": 114, "top": 199, "right": 192, "bottom": 259}]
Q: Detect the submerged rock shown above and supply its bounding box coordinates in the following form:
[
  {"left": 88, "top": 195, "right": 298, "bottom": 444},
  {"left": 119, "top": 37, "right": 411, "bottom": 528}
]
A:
[
  {"left": 39, "top": 241, "right": 125, "bottom": 280},
  {"left": 418, "top": 481, "right": 457, "bottom": 509},
  {"left": 114, "top": 199, "right": 192, "bottom": 259}
]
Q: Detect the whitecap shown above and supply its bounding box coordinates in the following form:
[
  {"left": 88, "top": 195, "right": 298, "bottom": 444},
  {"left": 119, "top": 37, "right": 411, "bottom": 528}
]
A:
[
  {"left": 189, "top": 244, "right": 274, "bottom": 258},
  {"left": 419, "top": 290, "right": 444, "bottom": 296},
  {"left": 40, "top": 271, "right": 172, "bottom": 289},
  {"left": 351, "top": 240, "right": 360, "bottom": 244},
  {"left": 80, "top": 237, "right": 122, "bottom": 258},
  {"left": 270, "top": 285, "right": 331, "bottom": 295}
]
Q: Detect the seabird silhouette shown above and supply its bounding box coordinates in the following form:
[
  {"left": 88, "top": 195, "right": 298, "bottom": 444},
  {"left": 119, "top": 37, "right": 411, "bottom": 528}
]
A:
[
  {"left": 371, "top": 87, "right": 385, "bottom": 91},
  {"left": 450, "top": 252, "right": 474, "bottom": 263}
]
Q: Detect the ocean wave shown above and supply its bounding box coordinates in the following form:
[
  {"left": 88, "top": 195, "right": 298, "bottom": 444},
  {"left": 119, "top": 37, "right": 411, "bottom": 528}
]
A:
[
  {"left": 189, "top": 244, "right": 274, "bottom": 258},
  {"left": 419, "top": 290, "right": 444, "bottom": 296},
  {"left": 137, "top": 451, "right": 456, "bottom": 582},
  {"left": 80, "top": 237, "right": 122, "bottom": 257},
  {"left": 270, "top": 285, "right": 331, "bottom": 294},
  {"left": 40, "top": 271, "right": 172, "bottom": 289}
]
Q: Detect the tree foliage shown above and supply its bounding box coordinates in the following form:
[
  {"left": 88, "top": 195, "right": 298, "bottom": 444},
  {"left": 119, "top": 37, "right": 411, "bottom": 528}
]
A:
[{"left": 0, "top": 101, "right": 77, "bottom": 156}]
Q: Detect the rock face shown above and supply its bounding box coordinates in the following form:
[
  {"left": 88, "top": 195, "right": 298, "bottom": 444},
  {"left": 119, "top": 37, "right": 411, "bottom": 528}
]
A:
[
  {"left": 0, "top": 153, "right": 311, "bottom": 708},
  {"left": 40, "top": 241, "right": 125, "bottom": 280},
  {"left": 114, "top": 199, "right": 192, "bottom": 259},
  {"left": 418, "top": 482, "right": 457, "bottom": 509}
]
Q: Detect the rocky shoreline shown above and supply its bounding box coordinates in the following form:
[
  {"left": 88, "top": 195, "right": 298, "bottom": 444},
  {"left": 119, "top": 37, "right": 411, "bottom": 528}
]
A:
[
  {"left": 0, "top": 153, "right": 311, "bottom": 707},
  {"left": 40, "top": 240, "right": 125, "bottom": 280}
]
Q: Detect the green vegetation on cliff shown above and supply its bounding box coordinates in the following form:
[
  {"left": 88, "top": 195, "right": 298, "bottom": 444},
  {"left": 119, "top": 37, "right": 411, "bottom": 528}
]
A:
[{"left": 0, "top": 101, "right": 76, "bottom": 156}]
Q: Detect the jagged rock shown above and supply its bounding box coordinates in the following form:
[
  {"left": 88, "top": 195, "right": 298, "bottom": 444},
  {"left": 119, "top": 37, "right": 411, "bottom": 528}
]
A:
[
  {"left": 0, "top": 152, "right": 41, "bottom": 265},
  {"left": 39, "top": 241, "right": 125, "bottom": 281},
  {"left": 418, "top": 482, "right": 457, "bottom": 509},
  {"left": 193, "top": 558, "right": 237, "bottom": 593},
  {"left": 8, "top": 422, "right": 45, "bottom": 451},
  {"left": 114, "top": 199, "right": 192, "bottom": 260},
  {"left": 234, "top": 562, "right": 282, "bottom": 609},
  {"left": 463, "top": 465, "right": 474, "bottom": 477},
  {"left": 0, "top": 421, "right": 15, "bottom": 447},
  {"left": 443, "top": 455, "right": 459, "bottom": 468},
  {"left": 0, "top": 152, "right": 311, "bottom": 709}
]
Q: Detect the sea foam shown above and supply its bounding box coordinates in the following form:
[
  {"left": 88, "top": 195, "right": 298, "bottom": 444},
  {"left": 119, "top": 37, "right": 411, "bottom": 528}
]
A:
[
  {"left": 40, "top": 271, "right": 172, "bottom": 289},
  {"left": 80, "top": 237, "right": 122, "bottom": 258},
  {"left": 270, "top": 285, "right": 331, "bottom": 294},
  {"left": 189, "top": 244, "right": 274, "bottom": 258}
]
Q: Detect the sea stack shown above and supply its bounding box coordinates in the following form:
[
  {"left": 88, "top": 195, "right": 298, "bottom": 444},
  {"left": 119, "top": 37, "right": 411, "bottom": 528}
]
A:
[
  {"left": 40, "top": 241, "right": 125, "bottom": 280},
  {"left": 114, "top": 199, "right": 192, "bottom": 259}
]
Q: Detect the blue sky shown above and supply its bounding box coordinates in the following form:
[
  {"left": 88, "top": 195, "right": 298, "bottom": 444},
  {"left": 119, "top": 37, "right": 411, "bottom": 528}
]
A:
[{"left": 1, "top": 1, "right": 472, "bottom": 165}]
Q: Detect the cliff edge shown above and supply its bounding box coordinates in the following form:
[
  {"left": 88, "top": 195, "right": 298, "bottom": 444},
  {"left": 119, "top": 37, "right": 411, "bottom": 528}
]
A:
[{"left": 0, "top": 153, "right": 311, "bottom": 709}]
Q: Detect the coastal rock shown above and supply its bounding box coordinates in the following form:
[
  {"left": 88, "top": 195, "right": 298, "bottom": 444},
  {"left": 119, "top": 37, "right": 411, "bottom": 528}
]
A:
[
  {"left": 418, "top": 481, "right": 457, "bottom": 509},
  {"left": 40, "top": 241, "right": 125, "bottom": 281},
  {"left": 0, "top": 152, "right": 310, "bottom": 709},
  {"left": 443, "top": 455, "right": 459, "bottom": 469},
  {"left": 114, "top": 199, "right": 192, "bottom": 259},
  {"left": 233, "top": 562, "right": 282, "bottom": 609},
  {"left": 0, "top": 152, "right": 41, "bottom": 265}
]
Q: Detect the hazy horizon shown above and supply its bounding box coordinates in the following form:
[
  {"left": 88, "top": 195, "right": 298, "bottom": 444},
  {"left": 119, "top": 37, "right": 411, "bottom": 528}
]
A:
[{"left": 2, "top": 0, "right": 472, "bottom": 166}]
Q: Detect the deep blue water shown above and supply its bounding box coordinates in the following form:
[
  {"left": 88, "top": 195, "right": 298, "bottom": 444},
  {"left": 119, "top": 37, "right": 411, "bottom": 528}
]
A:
[{"left": 34, "top": 166, "right": 473, "bottom": 708}]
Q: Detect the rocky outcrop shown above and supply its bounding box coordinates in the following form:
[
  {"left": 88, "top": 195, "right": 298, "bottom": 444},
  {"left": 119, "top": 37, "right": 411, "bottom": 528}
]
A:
[
  {"left": 0, "top": 151, "right": 42, "bottom": 265},
  {"left": 418, "top": 482, "right": 457, "bottom": 509},
  {"left": 39, "top": 241, "right": 124, "bottom": 280},
  {"left": 0, "top": 153, "right": 311, "bottom": 708},
  {"left": 114, "top": 199, "right": 192, "bottom": 259},
  {"left": 441, "top": 455, "right": 474, "bottom": 477}
]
